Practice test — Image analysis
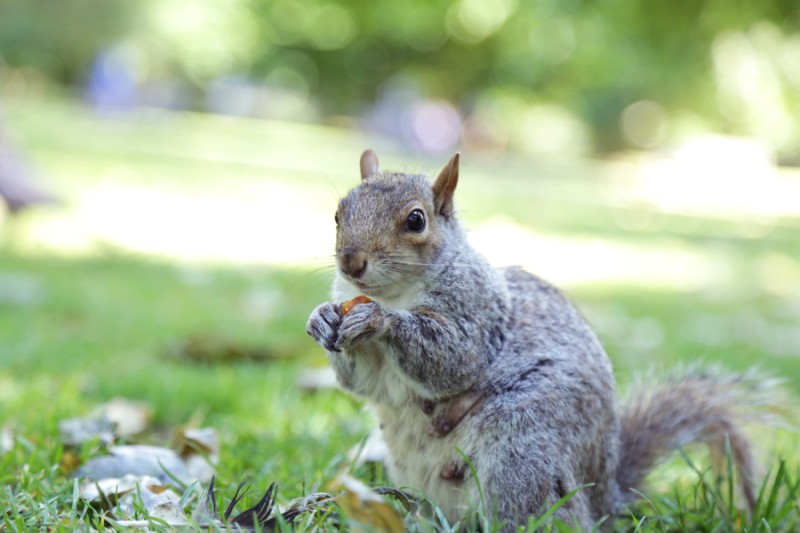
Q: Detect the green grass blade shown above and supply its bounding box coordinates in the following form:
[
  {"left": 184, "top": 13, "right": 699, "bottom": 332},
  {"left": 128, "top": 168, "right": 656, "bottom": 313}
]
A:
[{"left": 525, "top": 483, "right": 593, "bottom": 531}]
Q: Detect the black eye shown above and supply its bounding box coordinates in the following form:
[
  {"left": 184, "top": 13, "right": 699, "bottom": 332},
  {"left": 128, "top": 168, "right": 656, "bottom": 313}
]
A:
[
  {"left": 334, "top": 212, "right": 339, "bottom": 225},
  {"left": 405, "top": 209, "right": 426, "bottom": 232}
]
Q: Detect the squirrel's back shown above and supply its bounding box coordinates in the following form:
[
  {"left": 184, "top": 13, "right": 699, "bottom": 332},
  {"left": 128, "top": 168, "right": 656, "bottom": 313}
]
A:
[
  {"left": 493, "top": 269, "right": 774, "bottom": 521},
  {"left": 479, "top": 267, "right": 621, "bottom": 523}
]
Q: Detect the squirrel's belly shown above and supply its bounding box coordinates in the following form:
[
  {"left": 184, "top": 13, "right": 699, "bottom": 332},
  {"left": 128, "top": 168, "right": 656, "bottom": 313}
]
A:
[{"left": 376, "top": 407, "right": 481, "bottom": 524}]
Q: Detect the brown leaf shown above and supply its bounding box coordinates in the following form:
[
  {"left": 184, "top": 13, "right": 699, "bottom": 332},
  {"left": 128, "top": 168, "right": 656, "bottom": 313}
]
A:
[
  {"left": 176, "top": 427, "right": 219, "bottom": 458},
  {"left": 332, "top": 475, "right": 406, "bottom": 533}
]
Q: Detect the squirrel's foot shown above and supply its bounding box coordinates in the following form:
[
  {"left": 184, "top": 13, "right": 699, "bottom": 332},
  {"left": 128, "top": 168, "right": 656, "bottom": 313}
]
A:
[
  {"left": 306, "top": 302, "right": 342, "bottom": 352},
  {"left": 334, "top": 302, "right": 386, "bottom": 351}
]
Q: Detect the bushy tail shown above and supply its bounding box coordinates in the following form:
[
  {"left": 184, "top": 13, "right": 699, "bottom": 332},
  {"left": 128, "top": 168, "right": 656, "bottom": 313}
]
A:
[{"left": 616, "top": 366, "right": 784, "bottom": 511}]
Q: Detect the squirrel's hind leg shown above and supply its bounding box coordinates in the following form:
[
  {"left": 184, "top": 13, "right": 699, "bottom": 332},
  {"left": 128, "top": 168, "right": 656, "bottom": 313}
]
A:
[{"left": 472, "top": 433, "right": 595, "bottom": 531}]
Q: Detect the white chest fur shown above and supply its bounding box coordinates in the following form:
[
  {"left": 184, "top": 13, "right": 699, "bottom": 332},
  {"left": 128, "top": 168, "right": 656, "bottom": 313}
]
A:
[
  {"left": 374, "top": 403, "right": 482, "bottom": 524},
  {"left": 331, "top": 273, "right": 482, "bottom": 521}
]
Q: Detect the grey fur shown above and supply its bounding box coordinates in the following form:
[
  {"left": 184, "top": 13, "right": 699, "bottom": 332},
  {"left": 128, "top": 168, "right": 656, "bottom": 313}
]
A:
[{"left": 306, "top": 151, "right": 773, "bottom": 530}]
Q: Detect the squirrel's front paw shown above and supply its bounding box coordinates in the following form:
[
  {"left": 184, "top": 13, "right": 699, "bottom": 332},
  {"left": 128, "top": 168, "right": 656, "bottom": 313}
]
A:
[
  {"left": 335, "top": 302, "right": 387, "bottom": 351},
  {"left": 306, "top": 302, "right": 342, "bottom": 352}
]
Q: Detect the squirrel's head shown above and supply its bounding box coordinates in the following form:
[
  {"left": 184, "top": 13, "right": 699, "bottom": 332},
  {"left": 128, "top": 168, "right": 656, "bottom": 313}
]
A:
[{"left": 334, "top": 149, "right": 460, "bottom": 299}]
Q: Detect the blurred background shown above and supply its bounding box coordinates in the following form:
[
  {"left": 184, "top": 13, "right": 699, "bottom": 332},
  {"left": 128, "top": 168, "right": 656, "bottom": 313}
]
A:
[
  {"left": 4, "top": 0, "right": 800, "bottom": 157},
  {"left": 0, "top": 0, "right": 799, "bottom": 489}
]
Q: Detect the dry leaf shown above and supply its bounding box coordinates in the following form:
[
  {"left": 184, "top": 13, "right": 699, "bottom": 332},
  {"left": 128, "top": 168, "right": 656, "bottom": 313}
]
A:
[
  {"left": 76, "top": 445, "right": 195, "bottom": 486},
  {"left": 176, "top": 427, "right": 219, "bottom": 458},
  {"left": 96, "top": 398, "right": 152, "bottom": 437},
  {"left": 183, "top": 454, "right": 215, "bottom": 485},
  {"left": 79, "top": 474, "right": 188, "bottom": 525},
  {"left": 175, "top": 426, "right": 219, "bottom": 484},
  {"left": 332, "top": 474, "right": 406, "bottom": 533},
  {"left": 58, "top": 416, "right": 115, "bottom": 447},
  {"left": 143, "top": 499, "right": 189, "bottom": 525},
  {"left": 79, "top": 474, "right": 165, "bottom": 504}
]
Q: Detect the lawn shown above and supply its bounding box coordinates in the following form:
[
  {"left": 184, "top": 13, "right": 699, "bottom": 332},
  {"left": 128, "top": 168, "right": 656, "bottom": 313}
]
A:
[{"left": 1, "top": 94, "right": 798, "bottom": 531}]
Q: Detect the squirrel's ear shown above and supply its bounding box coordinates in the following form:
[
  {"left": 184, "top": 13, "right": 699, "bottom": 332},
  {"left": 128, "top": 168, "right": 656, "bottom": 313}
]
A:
[
  {"left": 360, "top": 149, "right": 380, "bottom": 181},
  {"left": 432, "top": 152, "right": 459, "bottom": 217}
]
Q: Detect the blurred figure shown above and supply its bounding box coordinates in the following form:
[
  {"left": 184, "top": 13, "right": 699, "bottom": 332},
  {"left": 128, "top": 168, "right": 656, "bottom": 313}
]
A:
[
  {"left": 86, "top": 45, "right": 139, "bottom": 114},
  {"left": 0, "top": 127, "right": 56, "bottom": 213}
]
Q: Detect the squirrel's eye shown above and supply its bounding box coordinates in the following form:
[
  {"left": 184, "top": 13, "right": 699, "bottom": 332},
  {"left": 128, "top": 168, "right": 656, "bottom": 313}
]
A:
[
  {"left": 405, "top": 209, "right": 426, "bottom": 232},
  {"left": 334, "top": 212, "right": 339, "bottom": 225}
]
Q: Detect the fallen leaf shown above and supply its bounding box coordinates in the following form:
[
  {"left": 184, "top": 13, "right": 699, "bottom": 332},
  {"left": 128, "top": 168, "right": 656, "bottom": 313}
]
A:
[
  {"left": 95, "top": 398, "right": 152, "bottom": 437},
  {"left": 59, "top": 416, "right": 115, "bottom": 447},
  {"left": 148, "top": 499, "right": 189, "bottom": 525},
  {"left": 176, "top": 427, "right": 219, "bottom": 458},
  {"left": 183, "top": 454, "right": 216, "bottom": 485},
  {"left": 175, "top": 427, "right": 218, "bottom": 484},
  {"left": 79, "top": 474, "right": 188, "bottom": 525},
  {"left": 79, "top": 474, "right": 165, "bottom": 505},
  {"left": 281, "top": 490, "right": 336, "bottom": 513},
  {"left": 76, "top": 445, "right": 196, "bottom": 487},
  {"left": 331, "top": 474, "right": 406, "bottom": 533}
]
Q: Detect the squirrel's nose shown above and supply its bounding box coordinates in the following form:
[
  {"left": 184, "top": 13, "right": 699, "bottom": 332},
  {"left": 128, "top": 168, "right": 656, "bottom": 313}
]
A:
[{"left": 339, "top": 248, "right": 368, "bottom": 279}]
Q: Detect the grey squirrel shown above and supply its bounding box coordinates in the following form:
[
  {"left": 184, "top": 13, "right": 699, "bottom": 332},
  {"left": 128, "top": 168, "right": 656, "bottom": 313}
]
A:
[{"left": 306, "top": 149, "right": 773, "bottom": 530}]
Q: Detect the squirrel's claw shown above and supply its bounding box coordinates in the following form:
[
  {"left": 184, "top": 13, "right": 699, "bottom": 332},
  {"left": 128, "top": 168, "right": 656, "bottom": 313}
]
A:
[{"left": 306, "top": 302, "right": 342, "bottom": 352}]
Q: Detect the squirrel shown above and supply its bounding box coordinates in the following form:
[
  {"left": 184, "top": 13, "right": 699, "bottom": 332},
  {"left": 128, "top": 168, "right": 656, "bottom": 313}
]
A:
[{"left": 306, "top": 149, "right": 776, "bottom": 530}]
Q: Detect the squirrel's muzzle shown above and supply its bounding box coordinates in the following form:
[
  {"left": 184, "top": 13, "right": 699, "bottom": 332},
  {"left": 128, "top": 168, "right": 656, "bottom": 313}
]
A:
[{"left": 339, "top": 248, "right": 368, "bottom": 279}]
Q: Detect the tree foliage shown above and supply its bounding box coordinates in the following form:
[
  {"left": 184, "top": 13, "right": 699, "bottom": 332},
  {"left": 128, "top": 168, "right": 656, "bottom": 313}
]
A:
[{"left": 2, "top": 0, "right": 799, "bottom": 154}]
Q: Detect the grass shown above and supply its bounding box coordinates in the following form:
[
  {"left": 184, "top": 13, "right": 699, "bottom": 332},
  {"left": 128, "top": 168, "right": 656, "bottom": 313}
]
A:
[{"left": 1, "top": 93, "right": 799, "bottom": 531}]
